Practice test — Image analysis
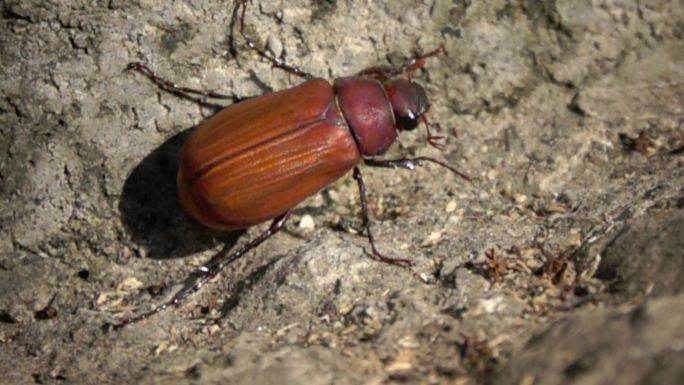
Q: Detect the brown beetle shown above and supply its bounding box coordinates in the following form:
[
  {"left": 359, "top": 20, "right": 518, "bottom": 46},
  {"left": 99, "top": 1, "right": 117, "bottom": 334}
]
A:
[{"left": 116, "top": 1, "right": 469, "bottom": 327}]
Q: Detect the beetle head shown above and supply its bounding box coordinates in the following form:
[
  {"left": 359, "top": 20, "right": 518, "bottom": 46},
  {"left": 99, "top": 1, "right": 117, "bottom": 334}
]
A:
[{"left": 384, "top": 78, "right": 430, "bottom": 131}]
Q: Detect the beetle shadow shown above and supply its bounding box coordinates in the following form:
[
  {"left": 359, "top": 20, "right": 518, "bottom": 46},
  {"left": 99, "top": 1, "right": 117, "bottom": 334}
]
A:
[{"left": 119, "top": 127, "right": 243, "bottom": 260}]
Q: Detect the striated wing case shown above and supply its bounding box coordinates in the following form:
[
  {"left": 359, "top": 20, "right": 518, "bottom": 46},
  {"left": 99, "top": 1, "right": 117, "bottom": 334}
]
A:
[{"left": 178, "top": 79, "right": 361, "bottom": 230}]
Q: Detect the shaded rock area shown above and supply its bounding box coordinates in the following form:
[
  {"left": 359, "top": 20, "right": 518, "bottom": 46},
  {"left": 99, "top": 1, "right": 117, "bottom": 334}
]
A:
[{"left": 1, "top": 1, "right": 683, "bottom": 384}]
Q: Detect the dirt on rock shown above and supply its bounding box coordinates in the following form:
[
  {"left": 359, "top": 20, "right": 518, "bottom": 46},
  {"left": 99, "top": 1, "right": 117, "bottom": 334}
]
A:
[{"left": 1, "top": 1, "right": 683, "bottom": 384}]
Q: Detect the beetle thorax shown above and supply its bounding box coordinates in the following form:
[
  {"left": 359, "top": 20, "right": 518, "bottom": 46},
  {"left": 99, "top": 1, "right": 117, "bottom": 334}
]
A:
[{"left": 334, "top": 76, "right": 398, "bottom": 157}]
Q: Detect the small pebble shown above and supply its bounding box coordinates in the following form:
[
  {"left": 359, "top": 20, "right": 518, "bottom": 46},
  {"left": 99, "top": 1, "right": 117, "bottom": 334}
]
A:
[{"left": 299, "top": 214, "right": 315, "bottom": 230}]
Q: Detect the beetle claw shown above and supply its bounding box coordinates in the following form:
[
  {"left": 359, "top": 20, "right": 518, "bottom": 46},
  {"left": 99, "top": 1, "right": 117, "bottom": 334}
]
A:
[{"left": 363, "top": 247, "right": 415, "bottom": 267}]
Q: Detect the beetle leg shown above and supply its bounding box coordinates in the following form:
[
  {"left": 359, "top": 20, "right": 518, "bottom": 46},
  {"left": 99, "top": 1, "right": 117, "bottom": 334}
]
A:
[
  {"left": 352, "top": 167, "right": 414, "bottom": 267},
  {"left": 234, "top": 0, "right": 314, "bottom": 80},
  {"left": 364, "top": 157, "right": 472, "bottom": 182},
  {"left": 357, "top": 45, "right": 446, "bottom": 81},
  {"left": 126, "top": 62, "right": 233, "bottom": 109},
  {"left": 110, "top": 212, "right": 290, "bottom": 329},
  {"left": 400, "top": 45, "right": 447, "bottom": 81}
]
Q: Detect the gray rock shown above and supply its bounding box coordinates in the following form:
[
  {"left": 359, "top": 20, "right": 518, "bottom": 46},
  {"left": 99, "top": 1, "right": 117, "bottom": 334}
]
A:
[{"left": 1, "top": 0, "right": 682, "bottom": 384}]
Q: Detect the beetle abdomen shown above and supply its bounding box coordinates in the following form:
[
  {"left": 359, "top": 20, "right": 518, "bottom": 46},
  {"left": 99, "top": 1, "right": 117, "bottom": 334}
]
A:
[{"left": 178, "top": 79, "right": 361, "bottom": 231}]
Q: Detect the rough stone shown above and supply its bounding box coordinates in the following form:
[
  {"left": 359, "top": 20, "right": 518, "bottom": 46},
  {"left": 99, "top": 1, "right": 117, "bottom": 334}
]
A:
[{"left": 1, "top": 0, "right": 683, "bottom": 384}]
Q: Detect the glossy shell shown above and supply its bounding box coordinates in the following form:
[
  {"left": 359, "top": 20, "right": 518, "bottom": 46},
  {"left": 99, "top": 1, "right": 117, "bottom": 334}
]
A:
[
  {"left": 335, "top": 77, "right": 396, "bottom": 157},
  {"left": 178, "top": 79, "right": 361, "bottom": 231}
]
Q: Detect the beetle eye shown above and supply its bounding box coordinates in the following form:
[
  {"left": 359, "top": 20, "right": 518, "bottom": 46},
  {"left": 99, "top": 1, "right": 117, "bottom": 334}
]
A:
[{"left": 398, "top": 113, "right": 420, "bottom": 131}]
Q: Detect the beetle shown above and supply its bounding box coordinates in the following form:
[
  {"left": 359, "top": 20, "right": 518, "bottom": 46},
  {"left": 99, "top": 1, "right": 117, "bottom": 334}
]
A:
[{"left": 115, "top": 0, "right": 470, "bottom": 327}]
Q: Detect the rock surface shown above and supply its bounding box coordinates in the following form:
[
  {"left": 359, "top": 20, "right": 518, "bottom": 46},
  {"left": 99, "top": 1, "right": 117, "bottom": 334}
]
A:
[{"left": 1, "top": 0, "right": 683, "bottom": 384}]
